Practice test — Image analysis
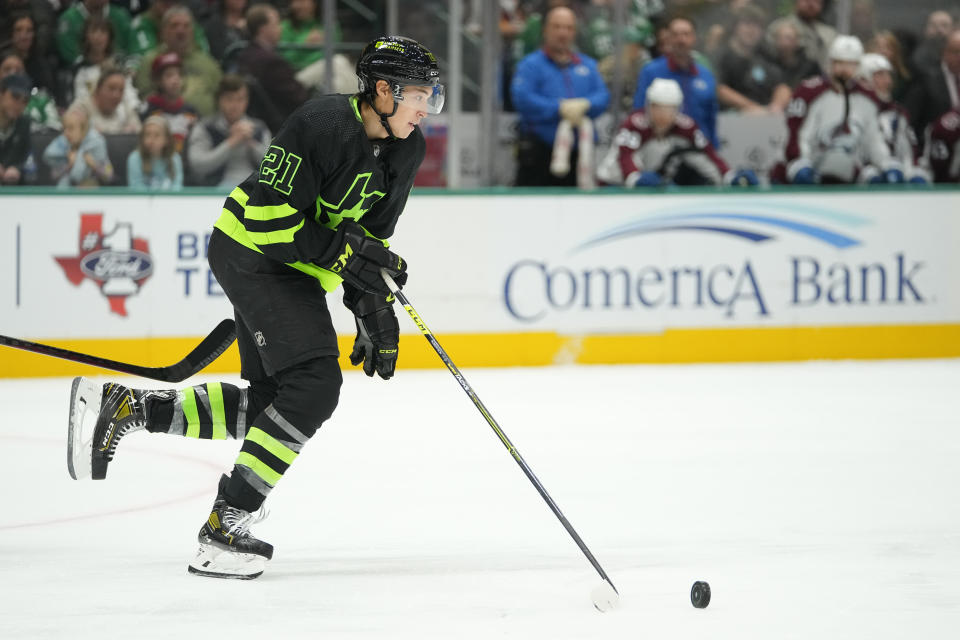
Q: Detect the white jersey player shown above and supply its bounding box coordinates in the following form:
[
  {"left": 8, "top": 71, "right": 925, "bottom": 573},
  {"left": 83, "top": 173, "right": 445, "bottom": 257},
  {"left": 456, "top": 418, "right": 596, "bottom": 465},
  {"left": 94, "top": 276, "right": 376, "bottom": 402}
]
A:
[
  {"left": 780, "top": 36, "right": 899, "bottom": 184},
  {"left": 597, "top": 78, "right": 757, "bottom": 187},
  {"left": 856, "top": 53, "right": 930, "bottom": 183}
]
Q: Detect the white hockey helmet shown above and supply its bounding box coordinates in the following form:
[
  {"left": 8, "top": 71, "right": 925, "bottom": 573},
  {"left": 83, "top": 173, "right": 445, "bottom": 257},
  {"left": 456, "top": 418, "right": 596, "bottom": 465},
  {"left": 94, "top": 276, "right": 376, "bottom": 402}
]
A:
[
  {"left": 646, "top": 78, "right": 683, "bottom": 107},
  {"left": 828, "top": 35, "right": 864, "bottom": 63},
  {"left": 857, "top": 52, "right": 893, "bottom": 80}
]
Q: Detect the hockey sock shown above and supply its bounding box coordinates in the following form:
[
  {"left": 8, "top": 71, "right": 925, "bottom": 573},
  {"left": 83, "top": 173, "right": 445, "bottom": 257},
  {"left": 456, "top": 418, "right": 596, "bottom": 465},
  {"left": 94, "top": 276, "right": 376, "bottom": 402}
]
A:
[
  {"left": 225, "top": 357, "right": 341, "bottom": 512},
  {"left": 145, "top": 382, "right": 249, "bottom": 440},
  {"left": 227, "top": 404, "right": 313, "bottom": 512}
]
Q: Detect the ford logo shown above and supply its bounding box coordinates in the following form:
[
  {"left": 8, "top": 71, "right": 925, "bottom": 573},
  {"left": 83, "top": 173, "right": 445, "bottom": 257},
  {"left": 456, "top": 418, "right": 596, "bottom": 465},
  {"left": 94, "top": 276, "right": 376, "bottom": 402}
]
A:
[{"left": 80, "top": 250, "right": 154, "bottom": 282}]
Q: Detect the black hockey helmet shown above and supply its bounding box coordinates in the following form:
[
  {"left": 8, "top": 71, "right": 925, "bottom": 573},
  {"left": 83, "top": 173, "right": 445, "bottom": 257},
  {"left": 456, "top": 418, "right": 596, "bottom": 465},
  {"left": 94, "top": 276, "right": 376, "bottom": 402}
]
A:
[{"left": 356, "top": 36, "right": 444, "bottom": 116}]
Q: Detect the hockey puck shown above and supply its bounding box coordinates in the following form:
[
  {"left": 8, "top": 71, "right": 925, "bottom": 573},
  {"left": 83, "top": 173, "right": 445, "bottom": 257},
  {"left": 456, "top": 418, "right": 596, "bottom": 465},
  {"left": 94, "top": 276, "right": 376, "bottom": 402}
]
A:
[{"left": 690, "top": 581, "right": 711, "bottom": 608}]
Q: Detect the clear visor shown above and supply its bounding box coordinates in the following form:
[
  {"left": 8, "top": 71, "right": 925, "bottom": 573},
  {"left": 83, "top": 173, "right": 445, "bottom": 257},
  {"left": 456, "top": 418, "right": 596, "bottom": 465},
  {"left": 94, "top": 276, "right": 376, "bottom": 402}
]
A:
[{"left": 395, "top": 84, "right": 445, "bottom": 115}]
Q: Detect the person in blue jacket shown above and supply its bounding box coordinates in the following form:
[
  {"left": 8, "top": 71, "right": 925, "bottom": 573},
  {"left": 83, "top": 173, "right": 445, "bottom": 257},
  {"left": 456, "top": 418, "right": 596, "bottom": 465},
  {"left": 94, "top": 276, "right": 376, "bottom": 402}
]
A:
[
  {"left": 510, "top": 5, "right": 610, "bottom": 186},
  {"left": 633, "top": 15, "right": 720, "bottom": 148}
]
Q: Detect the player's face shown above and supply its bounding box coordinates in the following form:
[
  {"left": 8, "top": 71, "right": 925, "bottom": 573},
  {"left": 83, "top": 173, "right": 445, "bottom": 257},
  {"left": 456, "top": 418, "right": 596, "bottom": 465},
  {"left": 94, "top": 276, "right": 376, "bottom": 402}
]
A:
[
  {"left": 871, "top": 69, "right": 893, "bottom": 97},
  {"left": 830, "top": 60, "right": 858, "bottom": 81},
  {"left": 648, "top": 103, "right": 678, "bottom": 133},
  {"left": 388, "top": 86, "right": 431, "bottom": 138}
]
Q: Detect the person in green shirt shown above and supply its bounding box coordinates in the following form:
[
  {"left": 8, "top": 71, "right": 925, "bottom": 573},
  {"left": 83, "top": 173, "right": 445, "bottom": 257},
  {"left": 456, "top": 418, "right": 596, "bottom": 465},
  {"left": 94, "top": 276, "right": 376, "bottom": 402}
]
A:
[
  {"left": 56, "top": 0, "right": 134, "bottom": 65},
  {"left": 131, "top": 0, "right": 210, "bottom": 58},
  {"left": 278, "top": 0, "right": 342, "bottom": 71}
]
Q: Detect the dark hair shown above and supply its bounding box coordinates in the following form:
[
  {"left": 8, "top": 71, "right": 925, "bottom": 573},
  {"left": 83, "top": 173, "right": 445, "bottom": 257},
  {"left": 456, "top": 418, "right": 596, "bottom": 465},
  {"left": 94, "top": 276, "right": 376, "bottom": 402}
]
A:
[
  {"left": 95, "top": 63, "right": 126, "bottom": 90},
  {"left": 216, "top": 73, "right": 247, "bottom": 99},
  {"left": 245, "top": 4, "right": 276, "bottom": 40},
  {"left": 82, "top": 15, "right": 115, "bottom": 59},
  {"left": 9, "top": 12, "right": 37, "bottom": 55}
]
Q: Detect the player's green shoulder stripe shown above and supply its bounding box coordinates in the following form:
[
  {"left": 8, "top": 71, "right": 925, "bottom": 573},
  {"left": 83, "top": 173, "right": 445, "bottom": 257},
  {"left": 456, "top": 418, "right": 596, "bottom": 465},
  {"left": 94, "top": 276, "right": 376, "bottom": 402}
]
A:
[
  {"left": 229, "top": 186, "right": 249, "bottom": 206},
  {"left": 350, "top": 95, "right": 362, "bottom": 122}
]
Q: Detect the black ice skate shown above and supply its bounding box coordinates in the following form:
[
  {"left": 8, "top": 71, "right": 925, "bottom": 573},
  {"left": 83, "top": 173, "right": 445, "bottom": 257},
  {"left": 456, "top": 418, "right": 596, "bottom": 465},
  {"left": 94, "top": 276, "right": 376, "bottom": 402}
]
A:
[
  {"left": 188, "top": 475, "right": 274, "bottom": 580},
  {"left": 67, "top": 377, "right": 154, "bottom": 480}
]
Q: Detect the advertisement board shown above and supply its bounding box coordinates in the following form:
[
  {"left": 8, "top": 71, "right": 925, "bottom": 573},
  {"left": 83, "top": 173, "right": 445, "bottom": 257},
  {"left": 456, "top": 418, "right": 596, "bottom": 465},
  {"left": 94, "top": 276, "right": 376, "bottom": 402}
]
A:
[{"left": 1, "top": 189, "right": 958, "bottom": 375}]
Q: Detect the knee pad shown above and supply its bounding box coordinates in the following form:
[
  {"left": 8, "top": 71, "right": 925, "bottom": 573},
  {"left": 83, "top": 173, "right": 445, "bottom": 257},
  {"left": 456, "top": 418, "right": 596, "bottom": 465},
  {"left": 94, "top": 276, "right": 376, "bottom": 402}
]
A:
[{"left": 271, "top": 356, "right": 343, "bottom": 438}]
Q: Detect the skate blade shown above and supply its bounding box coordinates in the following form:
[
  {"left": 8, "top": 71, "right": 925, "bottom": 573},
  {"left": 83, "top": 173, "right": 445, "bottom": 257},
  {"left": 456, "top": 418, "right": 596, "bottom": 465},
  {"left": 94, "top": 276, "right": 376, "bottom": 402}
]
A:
[
  {"left": 187, "top": 544, "right": 267, "bottom": 580},
  {"left": 67, "top": 377, "right": 101, "bottom": 480}
]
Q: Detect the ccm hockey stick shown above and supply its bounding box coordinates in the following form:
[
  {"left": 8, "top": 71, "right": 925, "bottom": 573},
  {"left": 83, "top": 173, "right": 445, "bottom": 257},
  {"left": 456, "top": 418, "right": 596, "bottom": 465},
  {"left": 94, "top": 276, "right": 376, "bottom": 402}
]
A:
[
  {"left": 380, "top": 271, "right": 620, "bottom": 612},
  {"left": 0, "top": 319, "right": 236, "bottom": 382}
]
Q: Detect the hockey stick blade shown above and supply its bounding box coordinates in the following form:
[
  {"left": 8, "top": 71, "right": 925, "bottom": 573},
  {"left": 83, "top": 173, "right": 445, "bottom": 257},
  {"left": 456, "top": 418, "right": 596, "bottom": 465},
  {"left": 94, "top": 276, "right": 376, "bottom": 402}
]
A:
[{"left": 0, "top": 319, "right": 237, "bottom": 382}]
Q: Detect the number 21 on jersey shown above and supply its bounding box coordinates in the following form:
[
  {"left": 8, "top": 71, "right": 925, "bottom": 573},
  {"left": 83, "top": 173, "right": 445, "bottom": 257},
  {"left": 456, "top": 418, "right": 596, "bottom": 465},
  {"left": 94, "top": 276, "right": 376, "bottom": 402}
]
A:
[{"left": 259, "top": 144, "right": 302, "bottom": 195}]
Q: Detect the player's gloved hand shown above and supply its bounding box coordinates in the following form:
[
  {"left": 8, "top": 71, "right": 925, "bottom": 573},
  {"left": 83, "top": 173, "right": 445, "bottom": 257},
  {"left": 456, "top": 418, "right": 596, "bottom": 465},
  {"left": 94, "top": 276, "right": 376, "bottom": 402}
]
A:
[
  {"left": 558, "top": 97, "right": 591, "bottom": 125},
  {"left": 634, "top": 171, "right": 663, "bottom": 187},
  {"left": 908, "top": 175, "right": 929, "bottom": 184},
  {"left": 729, "top": 169, "right": 759, "bottom": 186},
  {"left": 343, "top": 284, "right": 399, "bottom": 380},
  {"left": 792, "top": 167, "right": 818, "bottom": 184},
  {"left": 884, "top": 168, "right": 905, "bottom": 183},
  {"left": 323, "top": 221, "right": 406, "bottom": 296}
]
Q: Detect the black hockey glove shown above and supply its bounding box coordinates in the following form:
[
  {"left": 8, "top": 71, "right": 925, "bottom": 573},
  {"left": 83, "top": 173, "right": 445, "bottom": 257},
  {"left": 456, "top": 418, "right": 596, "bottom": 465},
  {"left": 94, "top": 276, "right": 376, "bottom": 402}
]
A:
[
  {"left": 343, "top": 284, "right": 400, "bottom": 380},
  {"left": 322, "top": 221, "right": 406, "bottom": 296}
]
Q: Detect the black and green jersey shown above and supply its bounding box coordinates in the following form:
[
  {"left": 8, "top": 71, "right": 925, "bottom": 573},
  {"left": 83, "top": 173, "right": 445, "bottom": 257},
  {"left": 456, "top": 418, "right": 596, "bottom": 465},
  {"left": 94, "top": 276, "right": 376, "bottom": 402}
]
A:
[{"left": 214, "top": 94, "right": 426, "bottom": 291}]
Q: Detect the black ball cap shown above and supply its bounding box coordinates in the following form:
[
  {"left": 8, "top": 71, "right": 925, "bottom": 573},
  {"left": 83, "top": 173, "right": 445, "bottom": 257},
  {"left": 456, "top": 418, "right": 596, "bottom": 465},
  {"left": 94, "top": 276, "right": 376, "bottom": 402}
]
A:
[{"left": 0, "top": 73, "right": 33, "bottom": 98}]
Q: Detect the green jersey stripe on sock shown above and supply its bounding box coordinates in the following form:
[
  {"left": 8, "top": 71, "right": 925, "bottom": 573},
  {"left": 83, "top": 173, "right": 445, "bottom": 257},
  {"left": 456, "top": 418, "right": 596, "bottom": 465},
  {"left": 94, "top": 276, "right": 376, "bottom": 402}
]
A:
[
  {"left": 208, "top": 382, "right": 227, "bottom": 440},
  {"left": 245, "top": 426, "right": 299, "bottom": 465},
  {"left": 235, "top": 451, "right": 282, "bottom": 486},
  {"left": 182, "top": 388, "right": 201, "bottom": 438}
]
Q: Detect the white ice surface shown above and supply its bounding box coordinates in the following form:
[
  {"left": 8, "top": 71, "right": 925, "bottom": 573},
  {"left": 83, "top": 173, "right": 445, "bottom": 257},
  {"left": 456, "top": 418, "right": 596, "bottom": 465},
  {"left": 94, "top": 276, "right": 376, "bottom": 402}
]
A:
[{"left": 2, "top": 360, "right": 959, "bottom": 638}]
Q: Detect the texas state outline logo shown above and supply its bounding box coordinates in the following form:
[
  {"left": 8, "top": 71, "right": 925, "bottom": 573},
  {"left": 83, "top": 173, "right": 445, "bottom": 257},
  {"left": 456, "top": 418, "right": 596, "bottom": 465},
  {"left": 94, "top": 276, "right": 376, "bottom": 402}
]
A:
[{"left": 54, "top": 212, "right": 154, "bottom": 317}]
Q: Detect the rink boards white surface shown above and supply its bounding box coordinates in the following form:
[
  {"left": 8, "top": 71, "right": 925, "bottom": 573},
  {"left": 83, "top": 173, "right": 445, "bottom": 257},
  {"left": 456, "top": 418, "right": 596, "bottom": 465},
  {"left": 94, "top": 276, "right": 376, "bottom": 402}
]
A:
[{"left": 1, "top": 360, "right": 959, "bottom": 639}]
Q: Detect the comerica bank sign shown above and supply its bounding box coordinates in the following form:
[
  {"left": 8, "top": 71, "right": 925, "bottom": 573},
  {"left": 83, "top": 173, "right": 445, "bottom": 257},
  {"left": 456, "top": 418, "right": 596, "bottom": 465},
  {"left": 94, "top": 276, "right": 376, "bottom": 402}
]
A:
[{"left": 502, "top": 206, "right": 930, "bottom": 324}]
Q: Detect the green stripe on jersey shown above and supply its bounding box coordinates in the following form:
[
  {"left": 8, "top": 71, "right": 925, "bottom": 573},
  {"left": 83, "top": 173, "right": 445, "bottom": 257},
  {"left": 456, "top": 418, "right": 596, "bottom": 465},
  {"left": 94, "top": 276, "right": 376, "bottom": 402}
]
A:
[
  {"left": 244, "top": 220, "right": 305, "bottom": 246},
  {"left": 243, "top": 203, "right": 300, "bottom": 221}
]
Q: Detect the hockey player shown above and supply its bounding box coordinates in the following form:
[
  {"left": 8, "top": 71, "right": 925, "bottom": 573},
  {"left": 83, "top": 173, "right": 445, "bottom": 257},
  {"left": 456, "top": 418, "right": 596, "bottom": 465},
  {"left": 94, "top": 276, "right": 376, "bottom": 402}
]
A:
[
  {"left": 66, "top": 36, "right": 444, "bottom": 579},
  {"left": 778, "top": 35, "right": 900, "bottom": 185},
  {"left": 598, "top": 78, "right": 758, "bottom": 187},
  {"left": 856, "top": 53, "right": 930, "bottom": 183},
  {"left": 925, "top": 108, "right": 960, "bottom": 183}
]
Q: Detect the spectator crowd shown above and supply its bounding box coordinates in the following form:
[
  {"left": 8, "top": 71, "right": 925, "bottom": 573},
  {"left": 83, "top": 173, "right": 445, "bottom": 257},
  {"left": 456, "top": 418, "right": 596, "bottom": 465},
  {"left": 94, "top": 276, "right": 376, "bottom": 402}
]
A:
[
  {"left": 0, "top": 0, "right": 959, "bottom": 189},
  {"left": 505, "top": 0, "right": 960, "bottom": 186},
  {"left": 0, "top": 0, "right": 343, "bottom": 189}
]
